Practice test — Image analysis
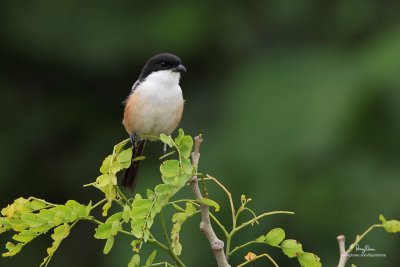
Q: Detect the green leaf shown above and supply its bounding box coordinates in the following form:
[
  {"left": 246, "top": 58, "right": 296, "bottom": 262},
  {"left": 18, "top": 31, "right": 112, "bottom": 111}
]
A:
[
  {"left": 2, "top": 242, "right": 23, "bottom": 257},
  {"left": 198, "top": 198, "right": 220, "bottom": 212},
  {"left": 102, "top": 201, "right": 112, "bottom": 217},
  {"left": 160, "top": 133, "right": 173, "bottom": 147},
  {"left": 85, "top": 201, "right": 92, "bottom": 217},
  {"left": 94, "top": 223, "right": 113, "bottom": 239},
  {"left": 51, "top": 224, "right": 70, "bottom": 241},
  {"left": 170, "top": 202, "right": 197, "bottom": 256},
  {"left": 297, "top": 252, "right": 322, "bottom": 267},
  {"left": 110, "top": 161, "right": 123, "bottom": 173},
  {"left": 133, "top": 155, "right": 146, "bottom": 161},
  {"left": 117, "top": 148, "right": 132, "bottom": 163},
  {"left": 179, "top": 136, "right": 193, "bottom": 159},
  {"left": 7, "top": 218, "right": 29, "bottom": 232},
  {"left": 29, "top": 199, "right": 47, "bottom": 211},
  {"left": 160, "top": 160, "right": 180, "bottom": 178},
  {"left": 172, "top": 203, "right": 185, "bottom": 212},
  {"left": 96, "top": 174, "right": 113, "bottom": 187},
  {"left": 53, "top": 205, "right": 74, "bottom": 224},
  {"left": 281, "top": 239, "right": 303, "bottom": 258},
  {"left": 114, "top": 139, "right": 130, "bottom": 153},
  {"left": 174, "top": 128, "right": 185, "bottom": 145},
  {"left": 155, "top": 184, "right": 176, "bottom": 195},
  {"left": 265, "top": 228, "right": 285, "bottom": 246},
  {"left": 103, "top": 236, "right": 114, "bottom": 255},
  {"left": 122, "top": 205, "right": 131, "bottom": 223},
  {"left": 12, "top": 230, "right": 37, "bottom": 243},
  {"left": 255, "top": 235, "right": 266, "bottom": 242},
  {"left": 21, "top": 213, "right": 46, "bottom": 228},
  {"left": 181, "top": 158, "right": 193, "bottom": 175},
  {"left": 111, "top": 220, "right": 121, "bottom": 236},
  {"left": 131, "top": 217, "right": 146, "bottom": 238},
  {"left": 128, "top": 254, "right": 140, "bottom": 267},
  {"left": 185, "top": 202, "right": 196, "bottom": 215},
  {"left": 145, "top": 250, "right": 157, "bottom": 266},
  {"left": 146, "top": 189, "right": 155, "bottom": 200},
  {"left": 379, "top": 214, "right": 400, "bottom": 233},
  {"left": 105, "top": 212, "right": 122, "bottom": 223},
  {"left": 100, "top": 155, "right": 112, "bottom": 174},
  {"left": 38, "top": 209, "right": 56, "bottom": 223},
  {"left": 131, "top": 240, "right": 142, "bottom": 253},
  {"left": 65, "top": 200, "right": 87, "bottom": 217}
]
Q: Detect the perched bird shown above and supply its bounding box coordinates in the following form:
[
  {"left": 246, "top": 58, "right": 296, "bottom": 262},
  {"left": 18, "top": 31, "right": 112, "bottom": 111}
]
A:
[{"left": 122, "top": 53, "right": 186, "bottom": 190}]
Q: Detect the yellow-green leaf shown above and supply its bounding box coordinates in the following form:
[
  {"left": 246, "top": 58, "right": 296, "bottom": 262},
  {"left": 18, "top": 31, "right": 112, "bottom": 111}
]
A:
[
  {"left": 145, "top": 250, "right": 157, "bottom": 266},
  {"left": 379, "top": 214, "right": 400, "bottom": 233},
  {"left": 51, "top": 224, "right": 70, "bottom": 241},
  {"left": 12, "top": 230, "right": 37, "bottom": 243},
  {"left": 160, "top": 160, "right": 180, "bottom": 177},
  {"left": 297, "top": 252, "right": 322, "bottom": 267},
  {"left": 131, "top": 240, "right": 142, "bottom": 253},
  {"left": 198, "top": 198, "right": 220, "bottom": 212},
  {"left": 103, "top": 236, "right": 114, "bottom": 255},
  {"left": 94, "top": 223, "right": 113, "bottom": 239},
  {"left": 265, "top": 228, "right": 285, "bottom": 246},
  {"left": 179, "top": 136, "right": 193, "bottom": 159},
  {"left": 281, "top": 239, "right": 303, "bottom": 258},
  {"left": 2, "top": 242, "right": 23, "bottom": 257},
  {"left": 128, "top": 254, "right": 140, "bottom": 267},
  {"left": 160, "top": 133, "right": 173, "bottom": 147},
  {"left": 118, "top": 148, "right": 132, "bottom": 163}
]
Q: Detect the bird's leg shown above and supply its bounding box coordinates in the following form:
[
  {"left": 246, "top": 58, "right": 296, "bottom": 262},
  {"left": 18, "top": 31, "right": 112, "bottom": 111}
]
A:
[
  {"left": 163, "top": 143, "right": 168, "bottom": 155},
  {"left": 130, "top": 133, "right": 138, "bottom": 147}
]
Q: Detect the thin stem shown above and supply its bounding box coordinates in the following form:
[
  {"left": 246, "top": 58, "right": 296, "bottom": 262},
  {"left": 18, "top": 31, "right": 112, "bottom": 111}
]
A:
[
  {"left": 148, "top": 237, "right": 169, "bottom": 252},
  {"left": 229, "top": 240, "right": 257, "bottom": 256},
  {"left": 91, "top": 198, "right": 108, "bottom": 210},
  {"left": 160, "top": 210, "right": 172, "bottom": 246},
  {"left": 115, "top": 185, "right": 131, "bottom": 207},
  {"left": 27, "top": 197, "right": 57, "bottom": 207},
  {"left": 232, "top": 211, "right": 294, "bottom": 237},
  {"left": 346, "top": 224, "right": 384, "bottom": 254},
  {"left": 159, "top": 150, "right": 176, "bottom": 160},
  {"left": 225, "top": 211, "right": 293, "bottom": 258},
  {"left": 237, "top": 253, "right": 279, "bottom": 267},
  {"left": 206, "top": 175, "right": 236, "bottom": 229},
  {"left": 209, "top": 212, "right": 229, "bottom": 238},
  {"left": 160, "top": 210, "right": 186, "bottom": 267}
]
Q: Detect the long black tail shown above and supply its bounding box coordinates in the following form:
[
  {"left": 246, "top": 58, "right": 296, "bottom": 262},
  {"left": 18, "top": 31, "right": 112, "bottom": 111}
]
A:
[{"left": 122, "top": 139, "right": 146, "bottom": 190}]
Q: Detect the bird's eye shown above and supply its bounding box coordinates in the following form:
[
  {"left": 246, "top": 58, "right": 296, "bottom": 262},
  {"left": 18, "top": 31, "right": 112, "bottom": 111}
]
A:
[{"left": 160, "top": 62, "right": 167, "bottom": 67}]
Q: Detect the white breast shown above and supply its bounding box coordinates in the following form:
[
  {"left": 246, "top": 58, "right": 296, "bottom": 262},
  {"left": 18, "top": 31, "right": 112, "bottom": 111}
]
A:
[{"left": 125, "top": 70, "right": 184, "bottom": 137}]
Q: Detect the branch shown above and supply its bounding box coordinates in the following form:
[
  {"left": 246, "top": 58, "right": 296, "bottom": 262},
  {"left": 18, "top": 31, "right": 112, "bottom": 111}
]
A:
[
  {"left": 337, "top": 235, "right": 348, "bottom": 267},
  {"left": 189, "top": 135, "right": 231, "bottom": 267}
]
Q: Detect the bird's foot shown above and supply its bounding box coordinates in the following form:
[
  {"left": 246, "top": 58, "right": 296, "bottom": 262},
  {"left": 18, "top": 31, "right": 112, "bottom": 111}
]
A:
[{"left": 130, "top": 133, "right": 140, "bottom": 147}]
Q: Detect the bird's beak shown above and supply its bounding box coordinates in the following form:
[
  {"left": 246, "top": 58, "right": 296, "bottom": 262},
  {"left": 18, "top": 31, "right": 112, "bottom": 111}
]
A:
[{"left": 174, "top": 64, "right": 187, "bottom": 73}]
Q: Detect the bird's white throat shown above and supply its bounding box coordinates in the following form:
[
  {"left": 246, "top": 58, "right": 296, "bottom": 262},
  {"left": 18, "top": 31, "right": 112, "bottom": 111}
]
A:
[{"left": 144, "top": 70, "right": 181, "bottom": 87}]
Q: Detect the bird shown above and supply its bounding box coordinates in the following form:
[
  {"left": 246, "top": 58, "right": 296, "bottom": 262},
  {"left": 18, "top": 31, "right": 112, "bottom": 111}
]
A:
[{"left": 122, "top": 53, "right": 186, "bottom": 190}]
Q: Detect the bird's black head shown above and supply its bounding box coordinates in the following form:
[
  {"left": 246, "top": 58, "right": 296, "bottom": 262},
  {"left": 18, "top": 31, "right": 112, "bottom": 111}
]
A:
[{"left": 139, "top": 53, "right": 186, "bottom": 80}]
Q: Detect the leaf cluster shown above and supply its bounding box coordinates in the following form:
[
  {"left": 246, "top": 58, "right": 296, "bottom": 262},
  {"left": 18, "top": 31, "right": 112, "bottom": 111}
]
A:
[
  {"left": 1, "top": 129, "right": 399, "bottom": 267},
  {"left": 0, "top": 198, "right": 91, "bottom": 267}
]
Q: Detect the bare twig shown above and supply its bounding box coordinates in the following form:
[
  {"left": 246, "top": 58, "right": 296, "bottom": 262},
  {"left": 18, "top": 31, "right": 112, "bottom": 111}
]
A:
[
  {"left": 337, "top": 235, "right": 348, "bottom": 267},
  {"left": 190, "top": 135, "right": 231, "bottom": 267}
]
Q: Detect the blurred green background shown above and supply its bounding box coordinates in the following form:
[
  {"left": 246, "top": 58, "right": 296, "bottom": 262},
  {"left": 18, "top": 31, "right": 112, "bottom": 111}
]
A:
[{"left": 1, "top": 1, "right": 399, "bottom": 266}]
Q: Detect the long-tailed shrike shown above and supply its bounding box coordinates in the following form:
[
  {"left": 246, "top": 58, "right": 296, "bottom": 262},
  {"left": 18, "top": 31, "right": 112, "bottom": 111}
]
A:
[{"left": 122, "top": 53, "right": 186, "bottom": 190}]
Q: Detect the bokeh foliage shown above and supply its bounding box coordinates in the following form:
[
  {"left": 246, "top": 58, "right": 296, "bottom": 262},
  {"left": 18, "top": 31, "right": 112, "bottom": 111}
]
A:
[{"left": 1, "top": 1, "right": 399, "bottom": 266}]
